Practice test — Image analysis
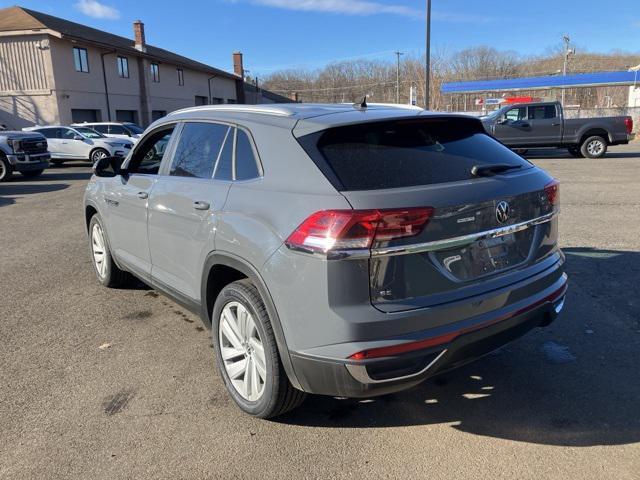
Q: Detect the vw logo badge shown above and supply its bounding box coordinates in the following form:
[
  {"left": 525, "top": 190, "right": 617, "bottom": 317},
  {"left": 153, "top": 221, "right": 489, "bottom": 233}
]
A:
[{"left": 496, "top": 201, "right": 510, "bottom": 224}]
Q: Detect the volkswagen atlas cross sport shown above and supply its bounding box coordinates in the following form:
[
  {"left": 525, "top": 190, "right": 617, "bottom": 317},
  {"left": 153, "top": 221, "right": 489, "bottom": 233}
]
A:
[{"left": 84, "top": 103, "right": 567, "bottom": 418}]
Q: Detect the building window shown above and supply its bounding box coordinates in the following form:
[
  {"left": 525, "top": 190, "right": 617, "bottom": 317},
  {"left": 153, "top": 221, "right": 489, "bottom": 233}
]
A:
[
  {"left": 226, "top": 99, "right": 236, "bottom": 104},
  {"left": 194, "top": 96, "right": 208, "bottom": 106},
  {"left": 211, "top": 97, "right": 223, "bottom": 104},
  {"left": 177, "top": 68, "right": 184, "bottom": 86},
  {"left": 73, "top": 47, "right": 89, "bottom": 73},
  {"left": 150, "top": 63, "right": 160, "bottom": 82},
  {"left": 117, "top": 56, "right": 129, "bottom": 78}
]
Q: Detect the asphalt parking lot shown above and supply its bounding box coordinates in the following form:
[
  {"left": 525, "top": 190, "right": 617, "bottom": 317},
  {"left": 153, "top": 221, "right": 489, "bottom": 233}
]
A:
[{"left": 1, "top": 144, "right": 639, "bottom": 479}]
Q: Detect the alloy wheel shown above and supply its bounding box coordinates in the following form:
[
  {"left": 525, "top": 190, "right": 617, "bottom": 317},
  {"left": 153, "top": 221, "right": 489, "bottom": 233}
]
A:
[
  {"left": 93, "top": 150, "right": 108, "bottom": 162},
  {"left": 91, "top": 223, "right": 107, "bottom": 278},
  {"left": 587, "top": 139, "right": 604, "bottom": 156},
  {"left": 218, "top": 301, "right": 266, "bottom": 401},
  {"left": 0, "top": 160, "right": 5, "bottom": 180}
]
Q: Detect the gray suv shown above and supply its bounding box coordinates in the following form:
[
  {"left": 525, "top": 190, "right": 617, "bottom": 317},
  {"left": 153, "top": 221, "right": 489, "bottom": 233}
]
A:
[{"left": 84, "top": 103, "right": 567, "bottom": 418}]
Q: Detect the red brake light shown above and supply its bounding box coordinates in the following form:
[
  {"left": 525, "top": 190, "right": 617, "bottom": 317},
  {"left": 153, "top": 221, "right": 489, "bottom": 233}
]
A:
[
  {"left": 624, "top": 117, "right": 633, "bottom": 134},
  {"left": 544, "top": 179, "right": 560, "bottom": 206},
  {"left": 285, "top": 207, "right": 433, "bottom": 253}
]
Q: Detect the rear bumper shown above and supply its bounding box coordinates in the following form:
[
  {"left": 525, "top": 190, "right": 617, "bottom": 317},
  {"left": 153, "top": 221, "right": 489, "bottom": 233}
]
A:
[
  {"left": 7, "top": 153, "right": 50, "bottom": 171},
  {"left": 290, "top": 274, "right": 567, "bottom": 398}
]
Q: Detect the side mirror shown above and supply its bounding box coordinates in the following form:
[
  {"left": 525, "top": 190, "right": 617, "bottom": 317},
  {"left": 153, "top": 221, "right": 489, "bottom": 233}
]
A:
[
  {"left": 73, "top": 135, "right": 84, "bottom": 141},
  {"left": 93, "top": 156, "right": 125, "bottom": 178}
]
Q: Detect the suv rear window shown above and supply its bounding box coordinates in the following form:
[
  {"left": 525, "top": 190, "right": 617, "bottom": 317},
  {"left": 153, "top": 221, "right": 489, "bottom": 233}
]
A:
[{"left": 302, "top": 117, "right": 531, "bottom": 190}]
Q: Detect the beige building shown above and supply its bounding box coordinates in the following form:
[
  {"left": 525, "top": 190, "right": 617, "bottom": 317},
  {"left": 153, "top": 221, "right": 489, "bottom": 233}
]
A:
[{"left": 0, "top": 6, "right": 290, "bottom": 130}]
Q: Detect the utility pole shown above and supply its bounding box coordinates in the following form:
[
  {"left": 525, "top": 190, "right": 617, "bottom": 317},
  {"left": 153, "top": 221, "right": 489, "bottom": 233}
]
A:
[
  {"left": 425, "top": 0, "right": 432, "bottom": 109},
  {"left": 395, "top": 51, "right": 404, "bottom": 104},
  {"left": 561, "top": 35, "right": 575, "bottom": 106}
]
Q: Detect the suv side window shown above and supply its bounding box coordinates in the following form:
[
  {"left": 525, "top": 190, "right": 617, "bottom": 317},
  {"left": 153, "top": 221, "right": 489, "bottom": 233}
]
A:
[
  {"left": 235, "top": 129, "right": 261, "bottom": 181},
  {"left": 214, "top": 128, "right": 234, "bottom": 181},
  {"left": 127, "top": 125, "right": 176, "bottom": 175},
  {"left": 505, "top": 107, "right": 527, "bottom": 122},
  {"left": 170, "top": 122, "right": 229, "bottom": 179},
  {"left": 528, "top": 105, "right": 557, "bottom": 120},
  {"left": 109, "top": 125, "right": 127, "bottom": 135},
  {"left": 38, "top": 128, "right": 61, "bottom": 139},
  {"left": 93, "top": 125, "right": 109, "bottom": 134},
  {"left": 61, "top": 128, "right": 78, "bottom": 139}
]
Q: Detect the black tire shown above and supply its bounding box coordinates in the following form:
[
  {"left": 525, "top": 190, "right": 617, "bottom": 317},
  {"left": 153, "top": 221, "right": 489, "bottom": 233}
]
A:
[
  {"left": 20, "top": 169, "right": 44, "bottom": 178},
  {"left": 568, "top": 146, "right": 584, "bottom": 158},
  {"left": 580, "top": 135, "right": 608, "bottom": 159},
  {"left": 90, "top": 148, "right": 109, "bottom": 163},
  {"left": 212, "top": 279, "right": 306, "bottom": 418},
  {"left": 88, "top": 214, "right": 131, "bottom": 288},
  {"left": 0, "top": 154, "right": 13, "bottom": 182}
]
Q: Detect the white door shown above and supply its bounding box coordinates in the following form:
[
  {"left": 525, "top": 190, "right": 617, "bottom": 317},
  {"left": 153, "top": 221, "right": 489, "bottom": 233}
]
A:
[
  {"left": 60, "top": 128, "right": 91, "bottom": 159},
  {"left": 38, "top": 128, "right": 65, "bottom": 158}
]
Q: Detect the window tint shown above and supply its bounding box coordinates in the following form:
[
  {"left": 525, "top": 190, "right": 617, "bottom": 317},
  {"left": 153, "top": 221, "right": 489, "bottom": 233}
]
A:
[
  {"left": 109, "top": 125, "right": 127, "bottom": 135},
  {"left": 235, "top": 130, "right": 260, "bottom": 180},
  {"left": 38, "top": 128, "right": 61, "bottom": 139},
  {"left": 309, "top": 118, "right": 531, "bottom": 191},
  {"left": 170, "top": 122, "right": 229, "bottom": 179},
  {"left": 128, "top": 126, "right": 175, "bottom": 175},
  {"left": 61, "top": 128, "right": 78, "bottom": 140},
  {"left": 92, "top": 125, "right": 109, "bottom": 134},
  {"left": 528, "top": 105, "right": 557, "bottom": 120},
  {"left": 505, "top": 107, "right": 527, "bottom": 122},
  {"left": 214, "top": 128, "right": 233, "bottom": 181}
]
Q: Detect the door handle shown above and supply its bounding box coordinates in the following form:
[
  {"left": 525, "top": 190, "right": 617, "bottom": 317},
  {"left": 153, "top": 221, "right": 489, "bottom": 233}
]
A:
[
  {"left": 193, "top": 201, "right": 210, "bottom": 210},
  {"left": 551, "top": 123, "right": 560, "bottom": 126},
  {"left": 137, "top": 191, "right": 149, "bottom": 199}
]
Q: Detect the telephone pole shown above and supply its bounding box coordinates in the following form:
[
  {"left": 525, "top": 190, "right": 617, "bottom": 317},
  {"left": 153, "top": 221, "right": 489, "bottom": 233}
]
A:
[
  {"left": 561, "top": 35, "right": 575, "bottom": 106},
  {"left": 395, "top": 51, "right": 404, "bottom": 104},
  {"left": 425, "top": 0, "right": 432, "bottom": 109}
]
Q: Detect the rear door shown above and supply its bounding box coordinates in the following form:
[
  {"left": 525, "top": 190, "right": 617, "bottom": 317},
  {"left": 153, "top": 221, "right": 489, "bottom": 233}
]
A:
[
  {"left": 526, "top": 104, "right": 562, "bottom": 145},
  {"left": 147, "top": 121, "right": 233, "bottom": 300},
  {"left": 493, "top": 106, "right": 532, "bottom": 146},
  {"left": 300, "top": 116, "right": 560, "bottom": 312}
]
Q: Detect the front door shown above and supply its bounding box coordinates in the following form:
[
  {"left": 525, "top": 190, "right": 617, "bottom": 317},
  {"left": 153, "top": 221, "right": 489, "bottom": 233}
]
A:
[
  {"left": 148, "top": 121, "right": 233, "bottom": 301},
  {"left": 60, "top": 128, "right": 90, "bottom": 159},
  {"left": 37, "top": 128, "right": 65, "bottom": 158},
  {"left": 493, "top": 106, "right": 532, "bottom": 146},
  {"left": 103, "top": 123, "right": 178, "bottom": 278}
]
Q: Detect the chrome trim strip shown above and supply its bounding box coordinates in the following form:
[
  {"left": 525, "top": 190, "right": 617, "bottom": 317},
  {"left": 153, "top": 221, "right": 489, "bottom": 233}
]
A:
[
  {"left": 345, "top": 349, "right": 448, "bottom": 385},
  {"left": 370, "top": 211, "right": 557, "bottom": 258}
]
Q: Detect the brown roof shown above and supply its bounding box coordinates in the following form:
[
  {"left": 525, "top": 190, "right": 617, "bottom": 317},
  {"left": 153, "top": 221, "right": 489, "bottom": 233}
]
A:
[{"left": 0, "top": 6, "right": 239, "bottom": 80}]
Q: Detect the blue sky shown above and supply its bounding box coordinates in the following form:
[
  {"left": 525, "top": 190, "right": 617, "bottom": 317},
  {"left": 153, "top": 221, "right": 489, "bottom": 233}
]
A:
[{"left": 3, "top": 0, "right": 639, "bottom": 76}]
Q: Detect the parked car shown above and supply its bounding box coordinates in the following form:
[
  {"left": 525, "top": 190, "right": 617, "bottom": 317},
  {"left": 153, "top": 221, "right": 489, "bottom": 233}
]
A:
[
  {"left": 71, "top": 122, "right": 145, "bottom": 143},
  {"left": 84, "top": 103, "right": 567, "bottom": 418},
  {"left": 24, "top": 125, "right": 133, "bottom": 163},
  {"left": 481, "top": 101, "right": 634, "bottom": 158},
  {"left": 0, "top": 130, "right": 50, "bottom": 182}
]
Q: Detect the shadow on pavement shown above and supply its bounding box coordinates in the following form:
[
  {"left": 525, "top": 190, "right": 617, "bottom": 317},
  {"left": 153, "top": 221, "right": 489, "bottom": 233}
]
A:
[
  {"left": 277, "top": 247, "right": 640, "bottom": 447},
  {"left": 0, "top": 182, "right": 69, "bottom": 207},
  {"left": 525, "top": 148, "right": 640, "bottom": 159}
]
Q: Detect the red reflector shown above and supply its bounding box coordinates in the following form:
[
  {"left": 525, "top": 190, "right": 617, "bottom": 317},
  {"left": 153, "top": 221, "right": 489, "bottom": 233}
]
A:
[
  {"left": 286, "top": 207, "right": 433, "bottom": 253},
  {"left": 544, "top": 179, "right": 560, "bottom": 206},
  {"left": 348, "top": 282, "right": 567, "bottom": 361},
  {"left": 624, "top": 117, "right": 633, "bottom": 135}
]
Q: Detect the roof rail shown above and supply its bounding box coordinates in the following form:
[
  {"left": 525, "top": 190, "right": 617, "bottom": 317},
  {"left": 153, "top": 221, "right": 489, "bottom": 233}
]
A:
[
  {"left": 353, "top": 102, "right": 425, "bottom": 111},
  {"left": 168, "top": 105, "right": 294, "bottom": 117}
]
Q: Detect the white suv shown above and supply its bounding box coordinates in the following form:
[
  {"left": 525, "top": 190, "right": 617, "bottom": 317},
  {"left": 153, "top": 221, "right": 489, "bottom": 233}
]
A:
[
  {"left": 25, "top": 126, "right": 133, "bottom": 163},
  {"left": 72, "top": 122, "right": 144, "bottom": 143}
]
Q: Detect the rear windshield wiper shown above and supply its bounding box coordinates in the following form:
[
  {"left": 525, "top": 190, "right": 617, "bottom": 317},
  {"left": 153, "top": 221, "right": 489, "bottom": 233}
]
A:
[{"left": 471, "top": 163, "right": 522, "bottom": 177}]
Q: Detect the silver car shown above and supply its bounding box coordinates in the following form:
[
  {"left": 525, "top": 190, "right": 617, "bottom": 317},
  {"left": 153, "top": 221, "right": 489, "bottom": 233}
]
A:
[
  {"left": 84, "top": 103, "right": 567, "bottom": 418},
  {"left": 26, "top": 125, "right": 133, "bottom": 164}
]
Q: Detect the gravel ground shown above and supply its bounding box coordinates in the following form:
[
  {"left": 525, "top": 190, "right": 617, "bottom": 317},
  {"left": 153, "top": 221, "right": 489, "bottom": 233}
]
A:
[{"left": 1, "top": 144, "right": 639, "bottom": 479}]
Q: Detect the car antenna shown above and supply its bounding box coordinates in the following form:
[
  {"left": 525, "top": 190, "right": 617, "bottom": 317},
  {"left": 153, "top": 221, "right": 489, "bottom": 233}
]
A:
[{"left": 353, "top": 96, "right": 368, "bottom": 110}]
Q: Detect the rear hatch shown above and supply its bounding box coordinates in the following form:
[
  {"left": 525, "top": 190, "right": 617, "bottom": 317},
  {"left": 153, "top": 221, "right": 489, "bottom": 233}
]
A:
[{"left": 296, "top": 114, "right": 560, "bottom": 312}]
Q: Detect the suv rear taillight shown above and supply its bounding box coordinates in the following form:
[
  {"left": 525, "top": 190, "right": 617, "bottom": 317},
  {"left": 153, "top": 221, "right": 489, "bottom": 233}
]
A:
[
  {"left": 285, "top": 207, "right": 433, "bottom": 254},
  {"left": 544, "top": 179, "right": 560, "bottom": 206},
  {"left": 624, "top": 117, "right": 633, "bottom": 135}
]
